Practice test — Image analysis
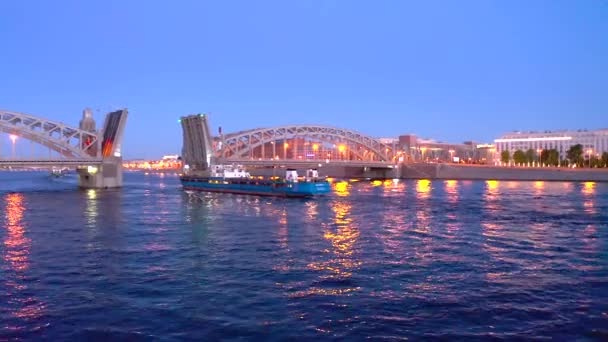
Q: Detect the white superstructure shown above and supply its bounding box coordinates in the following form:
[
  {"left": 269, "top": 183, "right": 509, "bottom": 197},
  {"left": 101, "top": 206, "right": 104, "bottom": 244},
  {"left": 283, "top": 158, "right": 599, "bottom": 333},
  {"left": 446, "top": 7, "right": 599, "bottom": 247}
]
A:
[
  {"left": 210, "top": 164, "right": 250, "bottom": 178},
  {"left": 495, "top": 129, "right": 608, "bottom": 159}
]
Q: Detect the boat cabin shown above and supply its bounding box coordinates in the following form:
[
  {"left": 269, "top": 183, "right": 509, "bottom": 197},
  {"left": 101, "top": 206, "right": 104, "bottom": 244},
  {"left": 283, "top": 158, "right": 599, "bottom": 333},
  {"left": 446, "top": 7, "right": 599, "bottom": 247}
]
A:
[
  {"left": 285, "top": 169, "right": 298, "bottom": 183},
  {"left": 306, "top": 169, "right": 319, "bottom": 181},
  {"left": 211, "top": 164, "right": 250, "bottom": 178}
]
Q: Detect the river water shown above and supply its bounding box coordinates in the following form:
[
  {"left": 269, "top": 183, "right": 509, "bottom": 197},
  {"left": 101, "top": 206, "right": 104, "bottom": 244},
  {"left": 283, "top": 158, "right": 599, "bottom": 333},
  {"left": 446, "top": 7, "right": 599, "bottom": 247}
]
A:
[{"left": 1, "top": 171, "right": 607, "bottom": 340}]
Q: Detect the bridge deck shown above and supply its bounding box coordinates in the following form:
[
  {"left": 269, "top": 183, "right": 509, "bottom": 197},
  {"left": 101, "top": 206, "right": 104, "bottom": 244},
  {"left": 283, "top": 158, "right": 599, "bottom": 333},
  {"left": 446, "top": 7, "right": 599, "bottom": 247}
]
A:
[
  {"left": 0, "top": 159, "right": 103, "bottom": 168},
  {"left": 219, "top": 158, "right": 395, "bottom": 168}
]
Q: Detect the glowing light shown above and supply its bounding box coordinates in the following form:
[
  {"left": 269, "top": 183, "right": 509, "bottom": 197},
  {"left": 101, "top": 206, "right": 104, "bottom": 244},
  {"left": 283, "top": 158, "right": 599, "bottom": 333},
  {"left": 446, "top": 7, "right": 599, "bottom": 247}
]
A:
[
  {"left": 334, "top": 181, "right": 350, "bottom": 196},
  {"left": 445, "top": 180, "right": 457, "bottom": 192},
  {"left": 87, "top": 189, "right": 97, "bottom": 200},
  {"left": 87, "top": 166, "right": 98, "bottom": 174},
  {"left": 372, "top": 180, "right": 382, "bottom": 187},
  {"left": 3, "top": 193, "right": 44, "bottom": 321},
  {"left": 416, "top": 179, "right": 431, "bottom": 197},
  {"left": 312, "top": 143, "right": 319, "bottom": 151},
  {"left": 9, "top": 134, "right": 18, "bottom": 143},
  {"left": 4, "top": 193, "right": 29, "bottom": 270},
  {"left": 444, "top": 180, "right": 459, "bottom": 204},
  {"left": 304, "top": 200, "right": 360, "bottom": 282},
  {"left": 486, "top": 180, "right": 499, "bottom": 191},
  {"left": 338, "top": 145, "right": 346, "bottom": 153},
  {"left": 582, "top": 182, "right": 595, "bottom": 195}
]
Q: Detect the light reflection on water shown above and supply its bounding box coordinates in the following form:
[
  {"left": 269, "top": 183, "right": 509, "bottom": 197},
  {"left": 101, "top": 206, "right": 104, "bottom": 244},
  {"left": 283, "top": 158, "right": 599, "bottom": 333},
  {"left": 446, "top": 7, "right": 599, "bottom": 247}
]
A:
[
  {"left": 306, "top": 199, "right": 361, "bottom": 291},
  {"left": 305, "top": 201, "right": 319, "bottom": 223},
  {"left": 582, "top": 182, "right": 596, "bottom": 215},
  {"left": 2, "top": 193, "right": 45, "bottom": 332},
  {"left": 534, "top": 180, "right": 545, "bottom": 191},
  {"left": 278, "top": 207, "right": 288, "bottom": 249},
  {"left": 85, "top": 189, "right": 98, "bottom": 228},
  {"left": 334, "top": 181, "right": 350, "bottom": 197},
  {"left": 484, "top": 180, "right": 500, "bottom": 213},
  {"left": 443, "top": 180, "right": 461, "bottom": 237},
  {"left": 1, "top": 172, "right": 607, "bottom": 340},
  {"left": 412, "top": 180, "right": 433, "bottom": 268},
  {"left": 3, "top": 193, "right": 30, "bottom": 272},
  {"left": 415, "top": 179, "right": 431, "bottom": 199},
  {"left": 444, "top": 179, "right": 458, "bottom": 203}
]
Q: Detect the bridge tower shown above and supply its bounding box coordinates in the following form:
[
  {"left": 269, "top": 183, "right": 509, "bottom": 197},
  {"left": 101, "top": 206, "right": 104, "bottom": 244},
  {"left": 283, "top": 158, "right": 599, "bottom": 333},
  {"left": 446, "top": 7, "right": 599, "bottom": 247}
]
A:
[
  {"left": 79, "top": 108, "right": 96, "bottom": 133},
  {"left": 77, "top": 109, "right": 129, "bottom": 188},
  {"left": 180, "top": 113, "right": 215, "bottom": 177}
]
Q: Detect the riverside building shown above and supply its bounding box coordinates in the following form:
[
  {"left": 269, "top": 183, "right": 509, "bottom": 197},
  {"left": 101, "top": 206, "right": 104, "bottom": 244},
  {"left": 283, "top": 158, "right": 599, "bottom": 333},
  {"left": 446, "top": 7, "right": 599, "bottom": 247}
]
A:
[{"left": 495, "top": 129, "right": 608, "bottom": 159}]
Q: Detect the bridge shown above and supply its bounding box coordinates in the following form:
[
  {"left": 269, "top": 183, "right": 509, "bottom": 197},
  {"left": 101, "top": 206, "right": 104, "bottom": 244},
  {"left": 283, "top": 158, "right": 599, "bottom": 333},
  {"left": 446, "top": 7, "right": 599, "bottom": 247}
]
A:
[
  {"left": 180, "top": 114, "right": 400, "bottom": 179},
  {"left": 0, "top": 108, "right": 128, "bottom": 188},
  {"left": 218, "top": 125, "right": 398, "bottom": 163}
]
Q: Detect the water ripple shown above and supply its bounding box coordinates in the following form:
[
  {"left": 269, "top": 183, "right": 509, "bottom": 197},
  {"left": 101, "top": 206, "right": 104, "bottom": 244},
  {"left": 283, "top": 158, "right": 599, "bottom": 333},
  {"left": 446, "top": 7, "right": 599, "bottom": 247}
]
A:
[{"left": 0, "top": 172, "right": 607, "bottom": 339}]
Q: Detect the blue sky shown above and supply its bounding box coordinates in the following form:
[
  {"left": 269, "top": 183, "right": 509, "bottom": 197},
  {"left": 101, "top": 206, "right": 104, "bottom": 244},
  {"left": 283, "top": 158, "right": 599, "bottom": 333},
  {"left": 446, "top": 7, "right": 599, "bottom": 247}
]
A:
[{"left": 1, "top": 0, "right": 606, "bottom": 159}]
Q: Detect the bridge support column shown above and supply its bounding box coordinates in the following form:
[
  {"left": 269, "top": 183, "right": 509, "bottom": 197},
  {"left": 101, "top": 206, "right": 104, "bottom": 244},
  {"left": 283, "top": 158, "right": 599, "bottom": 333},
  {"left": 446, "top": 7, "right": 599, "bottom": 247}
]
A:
[{"left": 77, "top": 156, "right": 123, "bottom": 189}]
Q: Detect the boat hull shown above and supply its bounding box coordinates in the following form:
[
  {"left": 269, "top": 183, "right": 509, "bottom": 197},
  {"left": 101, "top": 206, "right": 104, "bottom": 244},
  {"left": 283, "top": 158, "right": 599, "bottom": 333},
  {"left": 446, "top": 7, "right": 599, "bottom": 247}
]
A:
[{"left": 180, "top": 177, "right": 331, "bottom": 198}]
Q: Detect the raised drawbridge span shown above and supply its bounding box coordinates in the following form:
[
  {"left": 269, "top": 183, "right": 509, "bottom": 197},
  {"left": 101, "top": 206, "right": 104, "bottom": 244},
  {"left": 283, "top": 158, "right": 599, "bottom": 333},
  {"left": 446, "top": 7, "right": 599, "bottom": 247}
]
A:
[{"left": 0, "top": 108, "right": 128, "bottom": 188}]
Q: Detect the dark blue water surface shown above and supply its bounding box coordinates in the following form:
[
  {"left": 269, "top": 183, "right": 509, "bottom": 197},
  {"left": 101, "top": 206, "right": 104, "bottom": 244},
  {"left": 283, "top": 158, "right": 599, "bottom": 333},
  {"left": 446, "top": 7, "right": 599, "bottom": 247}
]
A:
[{"left": 1, "top": 171, "right": 607, "bottom": 340}]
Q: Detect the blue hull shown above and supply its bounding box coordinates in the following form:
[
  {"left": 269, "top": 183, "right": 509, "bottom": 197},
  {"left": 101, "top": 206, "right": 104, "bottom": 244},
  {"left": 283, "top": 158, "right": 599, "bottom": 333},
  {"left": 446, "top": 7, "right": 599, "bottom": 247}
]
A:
[{"left": 180, "top": 177, "right": 331, "bottom": 198}]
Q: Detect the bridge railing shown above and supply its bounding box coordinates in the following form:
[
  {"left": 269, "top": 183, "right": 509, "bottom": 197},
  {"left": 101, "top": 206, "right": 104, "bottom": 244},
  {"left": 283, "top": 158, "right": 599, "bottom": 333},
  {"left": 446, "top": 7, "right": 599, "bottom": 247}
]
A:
[
  {"left": 0, "top": 158, "right": 103, "bottom": 168},
  {"left": 218, "top": 158, "right": 396, "bottom": 168}
]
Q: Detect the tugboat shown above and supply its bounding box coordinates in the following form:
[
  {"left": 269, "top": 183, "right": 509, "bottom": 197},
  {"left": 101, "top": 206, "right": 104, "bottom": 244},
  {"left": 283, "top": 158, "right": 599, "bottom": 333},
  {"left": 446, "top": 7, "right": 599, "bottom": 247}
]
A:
[{"left": 180, "top": 165, "right": 331, "bottom": 198}]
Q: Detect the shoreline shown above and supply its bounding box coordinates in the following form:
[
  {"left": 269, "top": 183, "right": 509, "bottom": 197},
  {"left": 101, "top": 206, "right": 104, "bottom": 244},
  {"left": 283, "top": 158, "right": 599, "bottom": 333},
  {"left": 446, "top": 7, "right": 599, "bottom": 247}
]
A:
[
  {"left": 399, "top": 163, "right": 608, "bottom": 182},
  {"left": 6, "top": 165, "right": 603, "bottom": 183}
]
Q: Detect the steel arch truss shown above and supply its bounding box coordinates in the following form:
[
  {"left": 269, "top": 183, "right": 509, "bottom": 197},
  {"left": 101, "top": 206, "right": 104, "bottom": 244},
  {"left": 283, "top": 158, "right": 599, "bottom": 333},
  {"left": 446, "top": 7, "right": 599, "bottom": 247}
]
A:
[
  {"left": 220, "top": 125, "right": 393, "bottom": 161},
  {"left": 0, "top": 110, "right": 99, "bottom": 158}
]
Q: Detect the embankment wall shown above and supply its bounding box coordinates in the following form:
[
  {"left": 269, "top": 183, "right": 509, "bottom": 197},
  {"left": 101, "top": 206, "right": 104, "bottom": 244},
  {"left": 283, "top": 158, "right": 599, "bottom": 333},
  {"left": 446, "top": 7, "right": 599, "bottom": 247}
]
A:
[{"left": 401, "top": 163, "right": 608, "bottom": 182}]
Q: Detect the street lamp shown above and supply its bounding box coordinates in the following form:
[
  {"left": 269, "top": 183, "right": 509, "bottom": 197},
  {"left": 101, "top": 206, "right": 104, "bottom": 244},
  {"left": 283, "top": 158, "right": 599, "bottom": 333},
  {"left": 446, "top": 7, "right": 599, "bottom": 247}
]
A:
[
  {"left": 537, "top": 149, "right": 542, "bottom": 167},
  {"left": 448, "top": 149, "right": 455, "bottom": 162},
  {"left": 9, "top": 134, "right": 17, "bottom": 158},
  {"left": 284, "top": 142, "right": 289, "bottom": 160},
  {"left": 489, "top": 148, "right": 496, "bottom": 165},
  {"left": 338, "top": 144, "right": 346, "bottom": 160},
  {"left": 270, "top": 141, "right": 276, "bottom": 160},
  {"left": 587, "top": 149, "right": 593, "bottom": 168}
]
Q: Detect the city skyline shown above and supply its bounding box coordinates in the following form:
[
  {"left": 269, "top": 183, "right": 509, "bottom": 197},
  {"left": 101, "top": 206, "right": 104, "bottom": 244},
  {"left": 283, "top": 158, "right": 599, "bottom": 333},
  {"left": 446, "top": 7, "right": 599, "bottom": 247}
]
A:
[{"left": 1, "top": 1, "right": 607, "bottom": 159}]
